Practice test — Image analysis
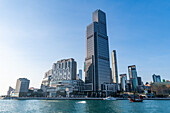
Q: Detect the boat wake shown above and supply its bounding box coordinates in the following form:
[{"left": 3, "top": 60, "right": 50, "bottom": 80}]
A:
[{"left": 77, "top": 101, "right": 86, "bottom": 104}]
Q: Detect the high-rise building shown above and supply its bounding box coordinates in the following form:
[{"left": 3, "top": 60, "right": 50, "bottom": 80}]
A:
[
  {"left": 110, "top": 68, "right": 113, "bottom": 83},
  {"left": 52, "top": 58, "right": 77, "bottom": 81},
  {"left": 79, "top": 69, "right": 82, "bottom": 80},
  {"left": 125, "top": 80, "right": 132, "bottom": 92},
  {"left": 137, "top": 77, "right": 142, "bottom": 85},
  {"left": 76, "top": 74, "right": 79, "bottom": 80},
  {"left": 120, "top": 74, "right": 127, "bottom": 91},
  {"left": 112, "top": 50, "right": 118, "bottom": 85},
  {"left": 152, "top": 74, "right": 161, "bottom": 82},
  {"left": 128, "top": 65, "right": 138, "bottom": 90},
  {"left": 14, "top": 78, "right": 30, "bottom": 97},
  {"left": 85, "top": 9, "right": 111, "bottom": 92}
]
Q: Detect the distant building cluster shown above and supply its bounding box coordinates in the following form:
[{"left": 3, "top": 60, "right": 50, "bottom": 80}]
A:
[{"left": 6, "top": 9, "right": 170, "bottom": 98}]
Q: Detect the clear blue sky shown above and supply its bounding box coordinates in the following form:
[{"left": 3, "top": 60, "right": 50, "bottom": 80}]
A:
[{"left": 0, "top": 0, "right": 170, "bottom": 95}]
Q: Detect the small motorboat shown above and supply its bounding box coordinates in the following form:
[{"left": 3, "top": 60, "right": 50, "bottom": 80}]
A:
[
  {"left": 128, "top": 95, "right": 143, "bottom": 102},
  {"left": 103, "top": 97, "right": 117, "bottom": 100}
]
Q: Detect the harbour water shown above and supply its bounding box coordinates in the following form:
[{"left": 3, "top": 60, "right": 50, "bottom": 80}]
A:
[{"left": 0, "top": 100, "right": 170, "bottom": 113}]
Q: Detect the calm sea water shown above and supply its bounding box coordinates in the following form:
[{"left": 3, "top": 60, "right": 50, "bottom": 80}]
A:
[{"left": 0, "top": 100, "right": 170, "bottom": 113}]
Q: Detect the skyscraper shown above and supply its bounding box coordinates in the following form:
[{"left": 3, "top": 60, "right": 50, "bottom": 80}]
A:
[
  {"left": 79, "top": 69, "right": 82, "bottom": 80},
  {"left": 128, "top": 65, "right": 138, "bottom": 90},
  {"left": 120, "top": 74, "right": 127, "bottom": 91},
  {"left": 152, "top": 74, "right": 161, "bottom": 82},
  {"left": 85, "top": 9, "right": 111, "bottom": 92},
  {"left": 137, "top": 77, "right": 142, "bottom": 85},
  {"left": 112, "top": 50, "right": 118, "bottom": 85}
]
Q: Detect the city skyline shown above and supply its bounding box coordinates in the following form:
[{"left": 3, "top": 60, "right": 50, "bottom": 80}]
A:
[{"left": 0, "top": 0, "right": 170, "bottom": 95}]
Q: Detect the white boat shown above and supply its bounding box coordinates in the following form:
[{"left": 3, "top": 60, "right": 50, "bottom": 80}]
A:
[{"left": 103, "top": 97, "right": 117, "bottom": 100}]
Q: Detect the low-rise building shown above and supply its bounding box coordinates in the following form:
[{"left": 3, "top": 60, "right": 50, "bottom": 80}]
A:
[
  {"left": 7, "top": 86, "right": 14, "bottom": 97},
  {"left": 47, "top": 80, "right": 84, "bottom": 97},
  {"left": 151, "top": 82, "right": 170, "bottom": 97},
  {"left": 101, "top": 83, "right": 117, "bottom": 97}
]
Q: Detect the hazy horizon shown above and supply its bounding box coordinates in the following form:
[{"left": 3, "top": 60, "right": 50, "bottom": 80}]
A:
[{"left": 0, "top": 0, "right": 170, "bottom": 95}]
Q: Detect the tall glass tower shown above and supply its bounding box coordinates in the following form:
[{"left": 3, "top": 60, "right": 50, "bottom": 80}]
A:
[
  {"left": 152, "top": 74, "right": 161, "bottom": 82},
  {"left": 128, "top": 65, "right": 138, "bottom": 91},
  {"left": 112, "top": 50, "right": 118, "bottom": 85},
  {"left": 85, "top": 9, "right": 111, "bottom": 92},
  {"left": 120, "top": 74, "right": 127, "bottom": 91}
]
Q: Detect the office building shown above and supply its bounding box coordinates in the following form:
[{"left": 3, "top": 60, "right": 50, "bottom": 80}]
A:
[
  {"left": 85, "top": 9, "right": 111, "bottom": 92},
  {"left": 14, "top": 78, "right": 30, "bottom": 97},
  {"left": 110, "top": 68, "right": 113, "bottom": 83},
  {"left": 79, "top": 69, "right": 82, "bottom": 80},
  {"left": 112, "top": 50, "right": 118, "bottom": 86},
  {"left": 152, "top": 74, "right": 161, "bottom": 82},
  {"left": 137, "top": 77, "right": 142, "bottom": 85},
  {"left": 76, "top": 74, "right": 79, "bottom": 80},
  {"left": 125, "top": 80, "right": 132, "bottom": 92},
  {"left": 120, "top": 74, "right": 127, "bottom": 91},
  {"left": 128, "top": 65, "right": 138, "bottom": 90}
]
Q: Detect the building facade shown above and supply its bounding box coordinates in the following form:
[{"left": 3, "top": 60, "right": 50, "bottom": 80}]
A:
[
  {"left": 101, "top": 83, "right": 117, "bottom": 97},
  {"left": 85, "top": 9, "right": 111, "bottom": 92},
  {"left": 128, "top": 65, "right": 138, "bottom": 91},
  {"left": 41, "top": 69, "right": 53, "bottom": 93},
  {"left": 42, "top": 69, "right": 53, "bottom": 86},
  {"left": 52, "top": 58, "right": 77, "bottom": 81},
  {"left": 112, "top": 50, "right": 118, "bottom": 86}
]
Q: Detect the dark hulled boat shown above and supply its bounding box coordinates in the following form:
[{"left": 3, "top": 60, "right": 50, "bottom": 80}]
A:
[{"left": 128, "top": 95, "right": 143, "bottom": 102}]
